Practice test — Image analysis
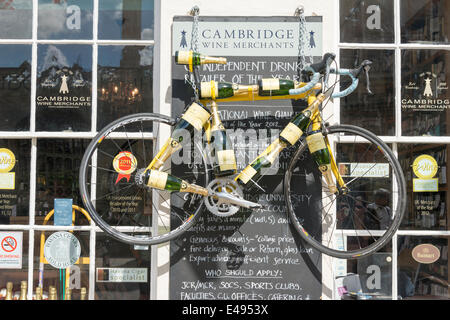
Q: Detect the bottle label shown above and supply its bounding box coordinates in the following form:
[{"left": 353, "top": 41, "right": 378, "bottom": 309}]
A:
[
  {"left": 148, "top": 170, "right": 168, "bottom": 190},
  {"left": 177, "top": 50, "right": 191, "bottom": 64},
  {"left": 306, "top": 133, "right": 327, "bottom": 153},
  {"left": 261, "top": 79, "right": 280, "bottom": 91},
  {"left": 217, "top": 150, "right": 237, "bottom": 171},
  {"left": 280, "top": 123, "right": 303, "bottom": 145},
  {"left": 182, "top": 103, "right": 211, "bottom": 131},
  {"left": 200, "top": 81, "right": 219, "bottom": 99},
  {"left": 238, "top": 166, "right": 257, "bottom": 184}
]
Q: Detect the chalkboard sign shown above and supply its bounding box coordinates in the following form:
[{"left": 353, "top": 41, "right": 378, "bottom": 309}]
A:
[{"left": 170, "top": 16, "right": 324, "bottom": 300}]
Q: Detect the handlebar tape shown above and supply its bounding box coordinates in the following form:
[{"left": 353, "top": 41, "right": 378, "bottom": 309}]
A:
[
  {"left": 330, "top": 68, "right": 359, "bottom": 98},
  {"left": 289, "top": 67, "right": 320, "bottom": 95}
]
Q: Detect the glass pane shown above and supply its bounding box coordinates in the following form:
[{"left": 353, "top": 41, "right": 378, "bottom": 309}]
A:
[
  {"left": 401, "top": 0, "right": 450, "bottom": 44},
  {"left": 0, "top": 231, "right": 29, "bottom": 299},
  {"left": 35, "top": 139, "right": 90, "bottom": 225},
  {"left": 398, "top": 143, "right": 449, "bottom": 231},
  {"left": 401, "top": 49, "right": 450, "bottom": 136},
  {"left": 0, "top": 45, "right": 31, "bottom": 131},
  {"left": 340, "top": 49, "right": 395, "bottom": 136},
  {"left": 0, "top": 139, "right": 30, "bottom": 225},
  {"left": 97, "top": 45, "right": 153, "bottom": 130},
  {"left": 36, "top": 44, "right": 92, "bottom": 132},
  {"left": 98, "top": 0, "right": 154, "bottom": 40},
  {"left": 33, "top": 231, "right": 90, "bottom": 300},
  {"left": 95, "top": 234, "right": 150, "bottom": 300},
  {"left": 398, "top": 236, "right": 449, "bottom": 299},
  {"left": 38, "top": 0, "right": 93, "bottom": 40},
  {"left": 0, "top": 0, "right": 32, "bottom": 39},
  {"left": 340, "top": 0, "right": 394, "bottom": 43}
]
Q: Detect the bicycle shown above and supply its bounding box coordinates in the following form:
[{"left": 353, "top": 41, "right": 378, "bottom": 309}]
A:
[{"left": 79, "top": 50, "right": 406, "bottom": 259}]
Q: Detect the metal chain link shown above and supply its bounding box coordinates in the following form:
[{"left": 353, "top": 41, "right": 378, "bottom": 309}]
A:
[
  {"left": 296, "top": 6, "right": 313, "bottom": 81},
  {"left": 186, "top": 6, "right": 200, "bottom": 101}
]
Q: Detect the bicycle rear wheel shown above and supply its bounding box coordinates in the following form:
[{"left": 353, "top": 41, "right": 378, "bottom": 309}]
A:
[
  {"left": 285, "top": 124, "right": 406, "bottom": 259},
  {"left": 79, "top": 113, "right": 209, "bottom": 245}
]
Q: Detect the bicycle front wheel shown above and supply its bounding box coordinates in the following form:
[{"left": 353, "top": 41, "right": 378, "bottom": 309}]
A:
[
  {"left": 285, "top": 124, "right": 406, "bottom": 259},
  {"left": 79, "top": 113, "right": 209, "bottom": 245}
]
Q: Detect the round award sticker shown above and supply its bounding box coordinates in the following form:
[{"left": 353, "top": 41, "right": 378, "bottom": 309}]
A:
[
  {"left": 44, "top": 232, "right": 81, "bottom": 269},
  {"left": 113, "top": 151, "right": 138, "bottom": 184},
  {"left": 0, "top": 148, "right": 16, "bottom": 173},
  {"left": 412, "top": 155, "right": 438, "bottom": 179}
]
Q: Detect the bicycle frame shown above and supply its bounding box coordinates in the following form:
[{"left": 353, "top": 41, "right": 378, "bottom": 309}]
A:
[{"left": 145, "top": 80, "right": 347, "bottom": 197}]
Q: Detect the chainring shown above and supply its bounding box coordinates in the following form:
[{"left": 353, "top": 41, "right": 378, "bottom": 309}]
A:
[{"left": 205, "top": 178, "right": 244, "bottom": 217}]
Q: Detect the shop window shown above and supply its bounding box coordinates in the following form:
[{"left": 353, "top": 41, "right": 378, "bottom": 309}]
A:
[
  {"left": 401, "top": 49, "right": 450, "bottom": 136},
  {"left": 398, "top": 236, "right": 449, "bottom": 299},
  {"left": 36, "top": 44, "right": 92, "bottom": 132},
  {"left": 339, "top": 0, "right": 394, "bottom": 43},
  {"left": 339, "top": 49, "right": 395, "bottom": 136},
  {"left": 0, "top": 0, "right": 33, "bottom": 39},
  {"left": 38, "top": 0, "right": 93, "bottom": 40},
  {"left": 401, "top": 0, "right": 450, "bottom": 44},
  {"left": 0, "top": 139, "right": 30, "bottom": 225},
  {"left": 32, "top": 231, "right": 90, "bottom": 300},
  {"left": 0, "top": 231, "right": 29, "bottom": 299},
  {"left": 97, "top": 45, "right": 153, "bottom": 130},
  {"left": 0, "top": 45, "right": 31, "bottom": 131},
  {"left": 98, "top": 0, "right": 154, "bottom": 40},
  {"left": 398, "top": 143, "right": 449, "bottom": 231},
  {"left": 95, "top": 234, "right": 150, "bottom": 300},
  {"left": 35, "top": 139, "right": 90, "bottom": 225}
]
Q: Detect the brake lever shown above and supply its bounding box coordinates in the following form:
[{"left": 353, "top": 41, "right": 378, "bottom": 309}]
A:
[{"left": 364, "top": 65, "right": 373, "bottom": 95}]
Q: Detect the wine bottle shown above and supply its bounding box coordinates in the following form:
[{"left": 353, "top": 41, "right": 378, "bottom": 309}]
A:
[
  {"left": 19, "top": 281, "right": 27, "bottom": 300},
  {"left": 49, "top": 286, "right": 57, "bottom": 300},
  {"left": 200, "top": 81, "right": 258, "bottom": 100},
  {"left": 5, "top": 282, "right": 13, "bottom": 300},
  {"left": 34, "top": 287, "right": 42, "bottom": 300},
  {"left": 65, "top": 288, "right": 71, "bottom": 300},
  {"left": 306, "top": 131, "right": 337, "bottom": 194},
  {"left": 146, "top": 170, "right": 208, "bottom": 196},
  {"left": 209, "top": 101, "right": 237, "bottom": 176},
  {"left": 80, "top": 287, "right": 87, "bottom": 300},
  {"left": 171, "top": 102, "right": 211, "bottom": 144},
  {"left": 258, "top": 78, "right": 299, "bottom": 96},
  {"left": 175, "top": 50, "right": 227, "bottom": 66},
  {"left": 237, "top": 138, "right": 287, "bottom": 187}
]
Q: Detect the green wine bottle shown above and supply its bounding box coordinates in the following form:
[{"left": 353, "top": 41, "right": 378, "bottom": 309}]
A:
[
  {"left": 200, "top": 81, "right": 258, "bottom": 100},
  {"left": 171, "top": 102, "right": 211, "bottom": 144},
  {"left": 258, "top": 78, "right": 299, "bottom": 96},
  {"left": 209, "top": 101, "right": 237, "bottom": 176},
  {"left": 146, "top": 170, "right": 208, "bottom": 196},
  {"left": 279, "top": 109, "right": 313, "bottom": 146},
  {"left": 175, "top": 50, "right": 227, "bottom": 66},
  {"left": 306, "top": 130, "right": 337, "bottom": 194},
  {"left": 236, "top": 138, "right": 287, "bottom": 188}
]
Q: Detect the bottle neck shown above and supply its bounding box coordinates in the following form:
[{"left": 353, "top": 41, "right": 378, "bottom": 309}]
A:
[{"left": 210, "top": 101, "right": 224, "bottom": 131}]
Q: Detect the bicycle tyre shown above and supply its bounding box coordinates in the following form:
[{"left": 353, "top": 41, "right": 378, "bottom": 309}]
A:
[
  {"left": 79, "top": 113, "right": 210, "bottom": 245},
  {"left": 284, "top": 124, "right": 406, "bottom": 259}
]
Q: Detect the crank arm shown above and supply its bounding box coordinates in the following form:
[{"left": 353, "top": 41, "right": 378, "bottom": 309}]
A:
[{"left": 212, "top": 191, "right": 263, "bottom": 209}]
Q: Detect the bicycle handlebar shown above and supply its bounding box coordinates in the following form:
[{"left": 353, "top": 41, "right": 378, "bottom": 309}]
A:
[{"left": 331, "top": 60, "right": 373, "bottom": 98}]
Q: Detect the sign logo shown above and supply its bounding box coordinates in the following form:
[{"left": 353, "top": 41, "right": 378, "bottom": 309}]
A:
[
  {"left": 113, "top": 151, "right": 138, "bottom": 184},
  {"left": 44, "top": 232, "right": 81, "bottom": 269},
  {"left": 412, "top": 244, "right": 440, "bottom": 264},
  {"left": 412, "top": 155, "right": 438, "bottom": 179},
  {"left": 0, "top": 148, "right": 16, "bottom": 173},
  {"left": 1, "top": 236, "right": 17, "bottom": 252},
  {"left": 0, "top": 232, "right": 23, "bottom": 269}
]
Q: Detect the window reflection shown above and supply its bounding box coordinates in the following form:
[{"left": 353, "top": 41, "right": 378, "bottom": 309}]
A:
[
  {"left": 98, "top": 0, "right": 154, "bottom": 40},
  {"left": 398, "top": 144, "right": 449, "bottom": 231},
  {"left": 401, "top": 50, "right": 450, "bottom": 136},
  {"left": 401, "top": 0, "right": 450, "bottom": 44},
  {"left": 398, "top": 236, "right": 449, "bottom": 299},
  {"left": 0, "top": 45, "right": 31, "bottom": 131},
  {"left": 340, "top": 0, "right": 394, "bottom": 43},
  {"left": 95, "top": 234, "right": 150, "bottom": 300},
  {"left": 340, "top": 49, "right": 395, "bottom": 136},
  {"left": 0, "top": 139, "right": 31, "bottom": 225},
  {"left": 36, "top": 44, "right": 92, "bottom": 132},
  {"left": 38, "top": 0, "right": 93, "bottom": 40},
  {"left": 35, "top": 139, "right": 90, "bottom": 226},
  {"left": 0, "top": 0, "right": 32, "bottom": 39},
  {"left": 97, "top": 46, "right": 153, "bottom": 130}
]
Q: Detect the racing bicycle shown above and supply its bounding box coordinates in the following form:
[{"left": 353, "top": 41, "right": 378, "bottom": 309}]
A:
[{"left": 79, "top": 51, "right": 406, "bottom": 259}]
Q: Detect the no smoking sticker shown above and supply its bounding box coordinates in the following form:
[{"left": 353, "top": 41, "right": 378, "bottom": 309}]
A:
[{"left": 0, "top": 232, "right": 23, "bottom": 269}]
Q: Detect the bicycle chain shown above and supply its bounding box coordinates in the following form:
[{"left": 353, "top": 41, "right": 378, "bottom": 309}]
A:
[{"left": 186, "top": 6, "right": 200, "bottom": 101}]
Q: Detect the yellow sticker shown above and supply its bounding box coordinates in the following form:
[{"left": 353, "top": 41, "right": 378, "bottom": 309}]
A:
[
  {"left": 148, "top": 170, "right": 168, "bottom": 190},
  {"left": 0, "top": 148, "right": 16, "bottom": 173},
  {"left": 238, "top": 166, "right": 257, "bottom": 184},
  {"left": 217, "top": 150, "right": 237, "bottom": 171},
  {"left": 306, "top": 133, "right": 326, "bottom": 153},
  {"left": 182, "top": 103, "right": 211, "bottom": 131},
  {"left": 177, "top": 51, "right": 191, "bottom": 64},
  {"left": 280, "top": 123, "right": 303, "bottom": 145},
  {"left": 200, "top": 81, "right": 219, "bottom": 99},
  {"left": 261, "top": 78, "right": 280, "bottom": 91},
  {"left": 412, "top": 155, "right": 438, "bottom": 179}
]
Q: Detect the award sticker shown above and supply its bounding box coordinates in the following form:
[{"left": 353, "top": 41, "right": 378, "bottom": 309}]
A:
[
  {"left": 113, "top": 151, "right": 137, "bottom": 184},
  {"left": 44, "top": 232, "right": 81, "bottom": 269},
  {"left": 412, "top": 155, "right": 439, "bottom": 192},
  {"left": 0, "top": 148, "right": 16, "bottom": 190}
]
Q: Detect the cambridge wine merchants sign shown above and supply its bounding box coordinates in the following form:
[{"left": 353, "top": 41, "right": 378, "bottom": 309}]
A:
[{"left": 170, "top": 16, "right": 323, "bottom": 301}]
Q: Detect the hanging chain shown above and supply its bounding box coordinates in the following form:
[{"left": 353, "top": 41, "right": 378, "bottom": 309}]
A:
[
  {"left": 296, "top": 6, "right": 313, "bottom": 81},
  {"left": 186, "top": 6, "right": 200, "bottom": 101}
]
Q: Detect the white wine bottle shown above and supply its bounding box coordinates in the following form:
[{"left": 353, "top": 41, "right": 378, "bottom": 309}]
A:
[
  {"left": 19, "top": 281, "right": 27, "bottom": 300},
  {"left": 175, "top": 50, "right": 227, "bottom": 66},
  {"left": 5, "top": 282, "right": 13, "bottom": 300},
  {"left": 146, "top": 170, "right": 208, "bottom": 196},
  {"left": 258, "top": 78, "right": 300, "bottom": 96},
  {"left": 200, "top": 81, "right": 258, "bottom": 100}
]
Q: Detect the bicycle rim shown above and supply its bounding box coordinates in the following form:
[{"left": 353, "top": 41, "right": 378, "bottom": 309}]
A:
[
  {"left": 285, "top": 124, "right": 406, "bottom": 259},
  {"left": 79, "top": 113, "right": 209, "bottom": 245}
]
